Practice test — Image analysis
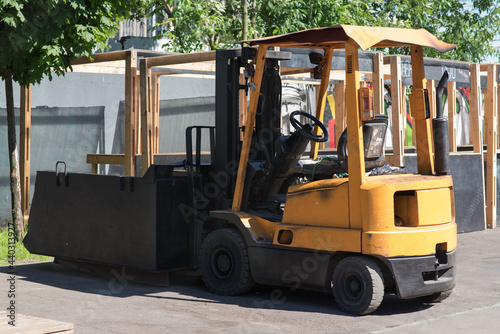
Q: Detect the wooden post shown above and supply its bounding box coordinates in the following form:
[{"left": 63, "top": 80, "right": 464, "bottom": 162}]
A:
[
  {"left": 469, "top": 64, "right": 483, "bottom": 154},
  {"left": 402, "top": 85, "right": 407, "bottom": 147},
  {"left": 310, "top": 47, "right": 334, "bottom": 160},
  {"left": 125, "top": 50, "right": 137, "bottom": 176},
  {"left": 426, "top": 80, "right": 436, "bottom": 118},
  {"left": 373, "top": 53, "right": 384, "bottom": 115},
  {"left": 334, "top": 81, "right": 346, "bottom": 148},
  {"left": 390, "top": 56, "right": 404, "bottom": 166},
  {"left": 152, "top": 74, "right": 160, "bottom": 155},
  {"left": 483, "top": 64, "right": 497, "bottom": 229},
  {"left": 140, "top": 58, "right": 153, "bottom": 175},
  {"left": 136, "top": 73, "right": 141, "bottom": 157},
  {"left": 20, "top": 85, "right": 31, "bottom": 220},
  {"left": 447, "top": 81, "right": 457, "bottom": 152}
]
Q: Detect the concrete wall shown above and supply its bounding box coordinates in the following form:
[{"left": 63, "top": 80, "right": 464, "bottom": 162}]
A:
[{"left": 0, "top": 71, "right": 215, "bottom": 226}]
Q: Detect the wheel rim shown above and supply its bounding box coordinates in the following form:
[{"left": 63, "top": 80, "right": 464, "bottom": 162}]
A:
[
  {"left": 342, "top": 272, "right": 364, "bottom": 301},
  {"left": 211, "top": 247, "right": 233, "bottom": 279}
]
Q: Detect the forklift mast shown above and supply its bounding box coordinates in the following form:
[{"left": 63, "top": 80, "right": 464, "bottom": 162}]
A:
[{"left": 214, "top": 49, "right": 290, "bottom": 203}]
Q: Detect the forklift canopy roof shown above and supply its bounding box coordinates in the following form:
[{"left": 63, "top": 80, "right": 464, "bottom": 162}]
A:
[{"left": 245, "top": 24, "right": 456, "bottom": 52}]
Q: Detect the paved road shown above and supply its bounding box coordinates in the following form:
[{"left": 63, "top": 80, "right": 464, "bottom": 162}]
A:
[{"left": 1, "top": 228, "right": 500, "bottom": 333}]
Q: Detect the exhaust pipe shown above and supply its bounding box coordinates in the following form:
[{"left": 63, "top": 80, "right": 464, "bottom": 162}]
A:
[{"left": 433, "top": 71, "right": 450, "bottom": 175}]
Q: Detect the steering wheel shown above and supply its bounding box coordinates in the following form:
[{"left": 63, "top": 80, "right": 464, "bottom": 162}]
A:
[{"left": 289, "top": 110, "right": 328, "bottom": 143}]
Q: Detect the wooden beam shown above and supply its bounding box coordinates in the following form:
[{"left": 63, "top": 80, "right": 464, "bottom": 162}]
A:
[
  {"left": 232, "top": 45, "right": 268, "bottom": 211},
  {"left": 154, "top": 61, "right": 216, "bottom": 73},
  {"left": 310, "top": 47, "right": 334, "bottom": 159},
  {"left": 373, "top": 53, "right": 384, "bottom": 115},
  {"left": 152, "top": 74, "right": 160, "bottom": 154},
  {"left": 140, "top": 58, "right": 153, "bottom": 176},
  {"left": 447, "top": 81, "right": 457, "bottom": 152},
  {"left": 390, "top": 56, "right": 404, "bottom": 166},
  {"left": 135, "top": 73, "right": 141, "bottom": 156},
  {"left": 426, "top": 80, "right": 436, "bottom": 118},
  {"left": 71, "top": 50, "right": 128, "bottom": 65},
  {"left": 87, "top": 154, "right": 126, "bottom": 174},
  {"left": 402, "top": 85, "right": 407, "bottom": 146},
  {"left": 125, "top": 50, "right": 137, "bottom": 176},
  {"left": 86, "top": 154, "right": 125, "bottom": 165},
  {"left": 147, "top": 51, "right": 216, "bottom": 68},
  {"left": 484, "top": 64, "right": 497, "bottom": 229},
  {"left": 20, "top": 85, "right": 31, "bottom": 220},
  {"left": 280, "top": 67, "right": 312, "bottom": 75},
  {"left": 469, "top": 64, "right": 483, "bottom": 154},
  {"left": 71, "top": 63, "right": 127, "bottom": 75}
]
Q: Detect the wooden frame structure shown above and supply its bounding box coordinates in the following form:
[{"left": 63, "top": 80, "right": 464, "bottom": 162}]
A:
[
  {"left": 71, "top": 50, "right": 140, "bottom": 177},
  {"left": 138, "top": 51, "right": 217, "bottom": 174},
  {"left": 18, "top": 49, "right": 168, "bottom": 218}
]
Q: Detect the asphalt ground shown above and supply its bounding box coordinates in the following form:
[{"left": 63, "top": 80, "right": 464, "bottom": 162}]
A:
[{"left": 1, "top": 228, "right": 500, "bottom": 333}]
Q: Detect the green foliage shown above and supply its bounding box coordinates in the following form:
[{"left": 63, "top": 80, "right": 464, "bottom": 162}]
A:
[
  {"left": 147, "top": 0, "right": 242, "bottom": 52},
  {"left": 0, "top": 227, "right": 52, "bottom": 265},
  {"left": 147, "top": 0, "right": 500, "bottom": 62},
  {"left": 0, "top": 0, "right": 147, "bottom": 86}
]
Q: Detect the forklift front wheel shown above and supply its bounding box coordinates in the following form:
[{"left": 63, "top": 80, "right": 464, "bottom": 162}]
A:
[
  {"left": 200, "top": 228, "right": 254, "bottom": 296},
  {"left": 332, "top": 256, "right": 384, "bottom": 315}
]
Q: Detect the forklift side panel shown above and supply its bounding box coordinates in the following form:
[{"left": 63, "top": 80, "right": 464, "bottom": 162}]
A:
[
  {"left": 282, "top": 181, "right": 349, "bottom": 228},
  {"left": 362, "top": 222, "right": 457, "bottom": 257},
  {"left": 248, "top": 246, "right": 332, "bottom": 291},
  {"left": 274, "top": 224, "right": 361, "bottom": 253}
]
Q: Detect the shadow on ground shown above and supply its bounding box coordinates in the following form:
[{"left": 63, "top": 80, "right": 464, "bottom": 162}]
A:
[{"left": 0, "top": 260, "right": 434, "bottom": 317}]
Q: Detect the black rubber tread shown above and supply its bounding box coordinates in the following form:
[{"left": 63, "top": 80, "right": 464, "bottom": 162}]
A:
[
  {"left": 199, "top": 228, "right": 254, "bottom": 296},
  {"left": 332, "top": 256, "right": 385, "bottom": 315},
  {"left": 417, "top": 289, "right": 452, "bottom": 303}
]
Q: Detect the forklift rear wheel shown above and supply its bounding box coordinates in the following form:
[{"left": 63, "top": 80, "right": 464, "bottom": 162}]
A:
[
  {"left": 417, "top": 290, "right": 452, "bottom": 303},
  {"left": 332, "top": 256, "right": 384, "bottom": 315},
  {"left": 200, "top": 228, "right": 254, "bottom": 296}
]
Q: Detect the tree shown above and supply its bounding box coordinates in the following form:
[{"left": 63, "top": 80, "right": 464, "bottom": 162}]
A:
[
  {"left": 148, "top": 0, "right": 500, "bottom": 62},
  {"left": 148, "top": 0, "right": 242, "bottom": 52},
  {"left": 0, "top": 0, "right": 146, "bottom": 238}
]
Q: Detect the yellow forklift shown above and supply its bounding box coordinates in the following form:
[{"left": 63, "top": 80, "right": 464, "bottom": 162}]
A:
[
  {"left": 25, "top": 25, "right": 457, "bottom": 315},
  {"left": 207, "top": 25, "right": 457, "bottom": 315}
]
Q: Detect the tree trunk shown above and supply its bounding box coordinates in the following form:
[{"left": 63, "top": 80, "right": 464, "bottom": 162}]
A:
[
  {"left": 251, "top": 0, "right": 257, "bottom": 39},
  {"left": 308, "top": 0, "right": 315, "bottom": 24},
  {"left": 4, "top": 69, "right": 24, "bottom": 239},
  {"left": 242, "top": 0, "right": 248, "bottom": 41}
]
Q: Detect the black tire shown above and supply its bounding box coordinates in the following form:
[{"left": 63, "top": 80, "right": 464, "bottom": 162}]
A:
[
  {"left": 417, "top": 290, "right": 452, "bottom": 303},
  {"left": 332, "top": 256, "right": 384, "bottom": 315},
  {"left": 200, "top": 229, "right": 254, "bottom": 295}
]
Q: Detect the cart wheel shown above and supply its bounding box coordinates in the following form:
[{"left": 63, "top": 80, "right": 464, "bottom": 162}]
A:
[
  {"left": 332, "top": 256, "right": 384, "bottom": 315},
  {"left": 417, "top": 290, "right": 452, "bottom": 303},
  {"left": 200, "top": 229, "right": 254, "bottom": 295}
]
